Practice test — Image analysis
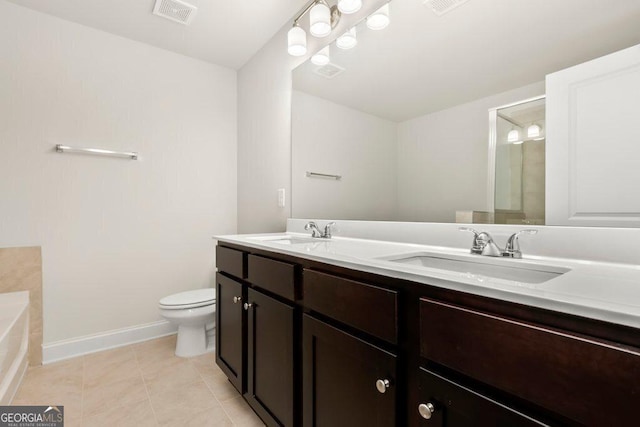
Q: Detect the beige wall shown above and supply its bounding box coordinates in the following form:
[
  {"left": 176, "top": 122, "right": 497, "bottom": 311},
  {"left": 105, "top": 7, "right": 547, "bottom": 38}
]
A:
[
  {"left": 0, "top": 2, "right": 237, "bottom": 345},
  {"left": 0, "top": 247, "right": 43, "bottom": 366}
]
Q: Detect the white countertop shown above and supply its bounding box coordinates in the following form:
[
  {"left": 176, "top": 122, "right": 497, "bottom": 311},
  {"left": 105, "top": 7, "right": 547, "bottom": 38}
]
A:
[{"left": 216, "top": 232, "right": 640, "bottom": 330}]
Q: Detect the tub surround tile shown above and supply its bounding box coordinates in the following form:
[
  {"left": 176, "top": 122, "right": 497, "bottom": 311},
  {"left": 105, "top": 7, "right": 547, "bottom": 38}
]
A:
[
  {"left": 11, "top": 336, "right": 264, "bottom": 426},
  {"left": 0, "top": 246, "right": 43, "bottom": 366}
]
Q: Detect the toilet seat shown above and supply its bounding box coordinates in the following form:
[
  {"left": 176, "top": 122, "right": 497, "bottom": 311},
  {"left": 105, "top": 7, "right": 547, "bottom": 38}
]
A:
[{"left": 159, "top": 288, "right": 216, "bottom": 310}]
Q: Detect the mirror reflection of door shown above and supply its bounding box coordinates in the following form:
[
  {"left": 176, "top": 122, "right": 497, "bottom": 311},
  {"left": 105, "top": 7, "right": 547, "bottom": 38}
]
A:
[{"left": 494, "top": 97, "right": 545, "bottom": 225}]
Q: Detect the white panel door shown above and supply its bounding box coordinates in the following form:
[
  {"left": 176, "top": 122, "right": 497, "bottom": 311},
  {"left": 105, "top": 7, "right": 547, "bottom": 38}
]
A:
[{"left": 546, "top": 44, "right": 640, "bottom": 227}]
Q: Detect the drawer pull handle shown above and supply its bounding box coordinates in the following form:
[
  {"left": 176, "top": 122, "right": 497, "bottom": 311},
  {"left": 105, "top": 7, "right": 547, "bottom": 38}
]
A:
[
  {"left": 243, "top": 302, "right": 253, "bottom": 310},
  {"left": 233, "top": 296, "right": 242, "bottom": 304},
  {"left": 375, "top": 379, "right": 390, "bottom": 393},
  {"left": 418, "top": 403, "right": 435, "bottom": 420}
]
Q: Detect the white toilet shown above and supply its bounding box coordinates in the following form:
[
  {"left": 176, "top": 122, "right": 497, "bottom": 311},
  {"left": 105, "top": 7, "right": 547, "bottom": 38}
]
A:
[{"left": 159, "top": 288, "right": 216, "bottom": 358}]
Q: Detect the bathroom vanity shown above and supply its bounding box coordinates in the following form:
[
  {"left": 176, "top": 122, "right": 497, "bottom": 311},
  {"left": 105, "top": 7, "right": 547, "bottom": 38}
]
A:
[{"left": 214, "top": 227, "right": 640, "bottom": 427}]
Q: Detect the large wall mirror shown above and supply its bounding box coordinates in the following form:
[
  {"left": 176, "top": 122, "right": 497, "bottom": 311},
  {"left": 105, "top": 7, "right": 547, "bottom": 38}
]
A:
[{"left": 291, "top": 0, "right": 640, "bottom": 226}]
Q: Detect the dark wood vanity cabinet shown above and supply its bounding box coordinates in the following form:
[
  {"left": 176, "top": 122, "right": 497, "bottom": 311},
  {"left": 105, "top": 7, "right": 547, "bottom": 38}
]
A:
[
  {"left": 216, "top": 247, "right": 297, "bottom": 427},
  {"left": 417, "top": 368, "right": 545, "bottom": 427},
  {"left": 245, "top": 287, "right": 295, "bottom": 427},
  {"left": 216, "top": 243, "right": 640, "bottom": 427},
  {"left": 215, "top": 272, "right": 245, "bottom": 393},
  {"left": 419, "top": 298, "right": 640, "bottom": 426},
  {"left": 302, "top": 314, "right": 397, "bottom": 427}
]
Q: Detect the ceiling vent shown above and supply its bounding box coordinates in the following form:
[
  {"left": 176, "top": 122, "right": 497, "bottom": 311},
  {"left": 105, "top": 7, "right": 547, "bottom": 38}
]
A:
[
  {"left": 153, "top": 0, "right": 198, "bottom": 25},
  {"left": 424, "top": 0, "right": 471, "bottom": 16},
  {"left": 313, "top": 63, "right": 345, "bottom": 79}
]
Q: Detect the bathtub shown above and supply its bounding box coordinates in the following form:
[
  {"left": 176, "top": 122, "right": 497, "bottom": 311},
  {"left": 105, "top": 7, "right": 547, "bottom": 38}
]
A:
[{"left": 0, "top": 291, "right": 29, "bottom": 405}]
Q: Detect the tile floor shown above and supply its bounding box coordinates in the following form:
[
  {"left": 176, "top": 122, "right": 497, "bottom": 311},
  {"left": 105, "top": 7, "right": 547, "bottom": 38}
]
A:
[{"left": 11, "top": 335, "right": 265, "bottom": 426}]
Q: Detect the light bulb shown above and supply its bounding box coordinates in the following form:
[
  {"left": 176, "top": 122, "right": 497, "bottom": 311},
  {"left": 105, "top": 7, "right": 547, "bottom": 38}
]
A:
[
  {"left": 527, "top": 124, "right": 541, "bottom": 138},
  {"left": 311, "top": 46, "right": 330, "bottom": 66},
  {"left": 287, "top": 25, "right": 307, "bottom": 56},
  {"left": 310, "top": 3, "right": 331, "bottom": 37},
  {"left": 338, "top": 0, "right": 362, "bottom": 14},
  {"left": 336, "top": 27, "right": 357, "bottom": 50},
  {"left": 367, "top": 4, "right": 390, "bottom": 30}
]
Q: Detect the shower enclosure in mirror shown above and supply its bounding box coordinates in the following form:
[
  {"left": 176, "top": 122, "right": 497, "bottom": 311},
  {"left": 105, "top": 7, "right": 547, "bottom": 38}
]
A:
[{"left": 490, "top": 96, "right": 545, "bottom": 225}]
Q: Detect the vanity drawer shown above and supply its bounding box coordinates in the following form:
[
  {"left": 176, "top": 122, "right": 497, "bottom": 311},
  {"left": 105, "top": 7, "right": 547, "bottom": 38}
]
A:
[
  {"left": 216, "top": 246, "right": 246, "bottom": 279},
  {"left": 303, "top": 270, "right": 397, "bottom": 344},
  {"left": 417, "top": 368, "right": 547, "bottom": 426},
  {"left": 419, "top": 298, "right": 640, "bottom": 426},
  {"left": 247, "top": 254, "right": 296, "bottom": 301}
]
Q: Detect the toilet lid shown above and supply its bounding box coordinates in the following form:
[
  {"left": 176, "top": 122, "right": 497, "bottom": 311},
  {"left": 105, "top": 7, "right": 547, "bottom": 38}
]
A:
[{"left": 159, "top": 288, "right": 216, "bottom": 309}]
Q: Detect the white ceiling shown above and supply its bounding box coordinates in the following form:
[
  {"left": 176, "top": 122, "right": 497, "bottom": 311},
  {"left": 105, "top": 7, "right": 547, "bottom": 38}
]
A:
[
  {"left": 4, "top": 0, "right": 309, "bottom": 69},
  {"left": 293, "top": 0, "right": 640, "bottom": 121}
]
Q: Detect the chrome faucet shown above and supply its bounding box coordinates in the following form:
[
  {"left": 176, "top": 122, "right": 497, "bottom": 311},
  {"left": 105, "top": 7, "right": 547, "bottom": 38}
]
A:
[
  {"left": 503, "top": 229, "right": 538, "bottom": 258},
  {"left": 459, "top": 227, "right": 537, "bottom": 258},
  {"left": 304, "top": 221, "right": 336, "bottom": 239},
  {"left": 323, "top": 222, "right": 336, "bottom": 238}
]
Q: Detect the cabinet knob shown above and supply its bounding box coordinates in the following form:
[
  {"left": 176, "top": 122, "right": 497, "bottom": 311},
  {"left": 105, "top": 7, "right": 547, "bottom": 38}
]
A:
[
  {"left": 243, "top": 302, "right": 253, "bottom": 310},
  {"left": 375, "top": 379, "right": 390, "bottom": 393},
  {"left": 233, "top": 296, "right": 242, "bottom": 304},
  {"left": 418, "top": 403, "right": 435, "bottom": 420}
]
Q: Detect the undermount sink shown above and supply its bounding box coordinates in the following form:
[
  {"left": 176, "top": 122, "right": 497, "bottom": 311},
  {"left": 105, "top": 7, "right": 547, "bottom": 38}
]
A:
[
  {"left": 381, "top": 252, "right": 570, "bottom": 284},
  {"left": 247, "top": 235, "right": 326, "bottom": 245}
]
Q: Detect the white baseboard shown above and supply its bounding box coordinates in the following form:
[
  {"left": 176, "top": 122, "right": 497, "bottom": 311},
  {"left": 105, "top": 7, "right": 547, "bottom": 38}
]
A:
[{"left": 42, "top": 320, "right": 177, "bottom": 364}]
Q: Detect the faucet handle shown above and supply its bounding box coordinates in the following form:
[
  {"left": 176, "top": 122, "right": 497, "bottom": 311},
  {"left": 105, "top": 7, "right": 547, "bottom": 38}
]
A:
[
  {"left": 323, "top": 222, "right": 336, "bottom": 239},
  {"left": 458, "top": 227, "right": 483, "bottom": 254},
  {"left": 504, "top": 229, "right": 538, "bottom": 258},
  {"left": 304, "top": 221, "right": 322, "bottom": 238}
]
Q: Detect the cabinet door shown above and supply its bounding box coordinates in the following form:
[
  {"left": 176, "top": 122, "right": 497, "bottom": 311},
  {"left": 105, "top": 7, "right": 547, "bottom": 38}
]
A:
[
  {"left": 215, "top": 273, "right": 245, "bottom": 392},
  {"left": 417, "top": 368, "right": 547, "bottom": 427},
  {"left": 303, "top": 314, "right": 397, "bottom": 427},
  {"left": 245, "top": 288, "right": 295, "bottom": 427}
]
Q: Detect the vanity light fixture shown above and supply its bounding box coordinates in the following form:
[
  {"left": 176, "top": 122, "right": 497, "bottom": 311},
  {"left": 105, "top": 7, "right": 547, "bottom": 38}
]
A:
[
  {"left": 336, "top": 27, "right": 358, "bottom": 49},
  {"left": 287, "top": 0, "right": 390, "bottom": 57},
  {"left": 367, "top": 3, "right": 390, "bottom": 30},
  {"left": 507, "top": 129, "right": 520, "bottom": 143},
  {"left": 288, "top": 24, "right": 308, "bottom": 56},
  {"left": 527, "top": 124, "right": 542, "bottom": 139},
  {"left": 311, "top": 45, "right": 331, "bottom": 65},
  {"left": 338, "top": 0, "right": 362, "bottom": 14},
  {"left": 288, "top": 0, "right": 341, "bottom": 57},
  {"left": 310, "top": 2, "right": 332, "bottom": 37}
]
